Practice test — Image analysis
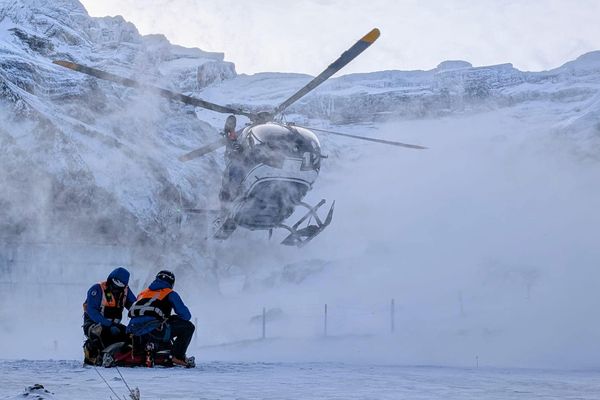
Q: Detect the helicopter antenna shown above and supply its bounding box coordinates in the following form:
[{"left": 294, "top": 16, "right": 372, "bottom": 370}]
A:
[
  {"left": 271, "top": 28, "right": 380, "bottom": 118},
  {"left": 52, "top": 60, "right": 257, "bottom": 119},
  {"left": 295, "top": 125, "right": 427, "bottom": 149}
]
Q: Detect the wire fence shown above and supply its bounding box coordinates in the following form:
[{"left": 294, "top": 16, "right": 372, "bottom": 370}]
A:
[{"left": 191, "top": 299, "right": 401, "bottom": 348}]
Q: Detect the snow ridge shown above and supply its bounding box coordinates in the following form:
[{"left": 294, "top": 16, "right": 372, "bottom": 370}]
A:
[{"left": 197, "top": 52, "right": 600, "bottom": 124}]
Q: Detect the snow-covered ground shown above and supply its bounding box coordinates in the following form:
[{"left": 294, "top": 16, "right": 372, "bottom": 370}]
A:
[{"left": 2, "top": 360, "right": 599, "bottom": 400}]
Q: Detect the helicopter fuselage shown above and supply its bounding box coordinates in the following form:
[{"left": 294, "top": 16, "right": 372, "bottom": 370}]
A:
[{"left": 225, "top": 122, "right": 322, "bottom": 230}]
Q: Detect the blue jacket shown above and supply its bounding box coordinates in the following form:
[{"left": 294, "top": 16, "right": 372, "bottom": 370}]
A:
[
  {"left": 127, "top": 278, "right": 191, "bottom": 335},
  {"left": 85, "top": 267, "right": 137, "bottom": 327}
]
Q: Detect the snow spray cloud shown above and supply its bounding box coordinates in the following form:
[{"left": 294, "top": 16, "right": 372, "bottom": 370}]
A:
[
  {"left": 2, "top": 0, "right": 600, "bottom": 367},
  {"left": 0, "top": 92, "right": 221, "bottom": 358},
  {"left": 191, "top": 109, "right": 600, "bottom": 369},
  {"left": 302, "top": 112, "right": 600, "bottom": 369}
]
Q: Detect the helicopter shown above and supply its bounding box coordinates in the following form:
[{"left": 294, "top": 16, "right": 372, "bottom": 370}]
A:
[{"left": 54, "top": 28, "right": 426, "bottom": 246}]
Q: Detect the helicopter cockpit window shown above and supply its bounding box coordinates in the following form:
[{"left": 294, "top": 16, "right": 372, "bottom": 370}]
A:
[
  {"left": 246, "top": 127, "right": 321, "bottom": 171},
  {"left": 247, "top": 132, "right": 285, "bottom": 168},
  {"left": 300, "top": 151, "right": 320, "bottom": 171}
]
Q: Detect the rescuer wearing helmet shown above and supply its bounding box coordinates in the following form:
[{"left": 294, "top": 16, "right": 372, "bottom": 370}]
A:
[
  {"left": 82, "top": 267, "right": 137, "bottom": 365},
  {"left": 127, "top": 270, "right": 196, "bottom": 367}
]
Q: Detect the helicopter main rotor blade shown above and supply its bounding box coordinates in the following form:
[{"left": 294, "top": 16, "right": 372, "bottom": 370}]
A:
[
  {"left": 272, "top": 28, "right": 380, "bottom": 117},
  {"left": 178, "top": 137, "right": 228, "bottom": 161},
  {"left": 53, "top": 60, "right": 256, "bottom": 119},
  {"left": 297, "top": 126, "right": 427, "bottom": 149}
]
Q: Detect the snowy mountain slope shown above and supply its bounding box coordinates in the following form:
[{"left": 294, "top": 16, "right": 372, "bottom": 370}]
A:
[
  {"left": 0, "top": 0, "right": 240, "bottom": 265},
  {"left": 197, "top": 52, "right": 600, "bottom": 131}
]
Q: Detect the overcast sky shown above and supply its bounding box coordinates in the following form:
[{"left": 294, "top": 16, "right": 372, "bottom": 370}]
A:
[{"left": 80, "top": 0, "right": 600, "bottom": 76}]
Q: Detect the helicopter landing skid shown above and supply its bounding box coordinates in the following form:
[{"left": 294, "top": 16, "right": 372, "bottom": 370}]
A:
[
  {"left": 213, "top": 216, "right": 237, "bottom": 240},
  {"left": 279, "top": 200, "right": 335, "bottom": 247}
]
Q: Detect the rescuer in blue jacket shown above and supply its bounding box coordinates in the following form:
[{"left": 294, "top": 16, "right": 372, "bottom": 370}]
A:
[
  {"left": 82, "top": 267, "right": 137, "bottom": 364},
  {"left": 128, "top": 270, "right": 195, "bottom": 367}
]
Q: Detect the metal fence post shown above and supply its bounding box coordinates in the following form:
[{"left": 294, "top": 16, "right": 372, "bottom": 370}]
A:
[
  {"left": 324, "top": 304, "right": 328, "bottom": 337},
  {"left": 262, "top": 307, "right": 266, "bottom": 340},
  {"left": 390, "top": 298, "right": 395, "bottom": 334}
]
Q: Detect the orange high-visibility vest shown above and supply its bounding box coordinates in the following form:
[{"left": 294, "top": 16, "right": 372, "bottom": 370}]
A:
[
  {"left": 128, "top": 287, "right": 173, "bottom": 320},
  {"left": 83, "top": 281, "right": 128, "bottom": 320}
]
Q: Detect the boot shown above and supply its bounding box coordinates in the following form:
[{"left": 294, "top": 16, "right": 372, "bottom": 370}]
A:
[
  {"left": 172, "top": 355, "right": 195, "bottom": 368},
  {"left": 83, "top": 340, "right": 99, "bottom": 365}
]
